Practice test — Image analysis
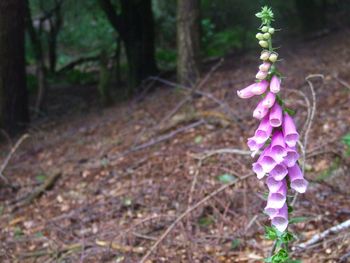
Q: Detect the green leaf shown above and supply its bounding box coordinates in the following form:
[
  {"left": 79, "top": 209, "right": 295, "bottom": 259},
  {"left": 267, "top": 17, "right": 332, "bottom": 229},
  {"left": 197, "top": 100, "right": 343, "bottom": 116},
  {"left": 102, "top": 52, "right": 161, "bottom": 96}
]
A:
[
  {"left": 289, "top": 217, "right": 310, "bottom": 224},
  {"left": 14, "top": 227, "right": 23, "bottom": 238},
  {"left": 230, "top": 239, "right": 241, "bottom": 250},
  {"left": 265, "top": 226, "right": 278, "bottom": 240},
  {"left": 194, "top": 135, "right": 203, "bottom": 144},
  {"left": 217, "top": 174, "right": 236, "bottom": 184},
  {"left": 342, "top": 133, "right": 350, "bottom": 145},
  {"left": 281, "top": 232, "right": 295, "bottom": 243},
  {"left": 271, "top": 248, "right": 289, "bottom": 263},
  {"left": 284, "top": 107, "right": 296, "bottom": 116},
  {"left": 198, "top": 216, "right": 214, "bottom": 227},
  {"left": 286, "top": 260, "right": 302, "bottom": 263},
  {"left": 35, "top": 174, "right": 47, "bottom": 183},
  {"left": 287, "top": 205, "right": 294, "bottom": 213}
]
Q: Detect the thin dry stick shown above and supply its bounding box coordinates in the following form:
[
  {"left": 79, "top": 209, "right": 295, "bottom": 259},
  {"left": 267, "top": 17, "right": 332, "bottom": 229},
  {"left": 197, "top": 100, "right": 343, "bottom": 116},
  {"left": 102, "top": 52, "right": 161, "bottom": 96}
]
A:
[
  {"left": 157, "top": 59, "right": 224, "bottom": 127},
  {"left": 149, "top": 77, "right": 241, "bottom": 124},
  {"left": 139, "top": 173, "right": 254, "bottom": 263},
  {"left": 0, "top": 133, "right": 29, "bottom": 183},
  {"left": 296, "top": 218, "right": 350, "bottom": 250},
  {"left": 334, "top": 76, "right": 350, "bottom": 91},
  {"left": 292, "top": 74, "right": 321, "bottom": 206},
  {"left": 192, "top": 148, "right": 251, "bottom": 160}
]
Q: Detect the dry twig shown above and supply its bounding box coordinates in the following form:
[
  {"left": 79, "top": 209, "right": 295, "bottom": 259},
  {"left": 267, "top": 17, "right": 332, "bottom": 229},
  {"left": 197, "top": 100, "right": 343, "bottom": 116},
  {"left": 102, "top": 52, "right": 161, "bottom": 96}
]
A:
[
  {"left": 0, "top": 134, "right": 29, "bottom": 183},
  {"left": 296, "top": 218, "right": 350, "bottom": 250},
  {"left": 139, "top": 172, "right": 254, "bottom": 263}
]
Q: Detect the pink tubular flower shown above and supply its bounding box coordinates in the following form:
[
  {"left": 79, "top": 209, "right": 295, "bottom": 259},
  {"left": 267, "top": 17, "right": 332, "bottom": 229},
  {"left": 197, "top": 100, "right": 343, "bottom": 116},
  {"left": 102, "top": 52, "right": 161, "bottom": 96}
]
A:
[
  {"left": 261, "top": 92, "right": 276, "bottom": 108},
  {"left": 288, "top": 164, "right": 308, "bottom": 193},
  {"left": 260, "top": 150, "right": 277, "bottom": 173},
  {"left": 247, "top": 136, "right": 265, "bottom": 152},
  {"left": 282, "top": 113, "right": 299, "bottom": 147},
  {"left": 265, "top": 179, "right": 287, "bottom": 209},
  {"left": 284, "top": 146, "right": 299, "bottom": 167},
  {"left": 237, "top": 83, "right": 257, "bottom": 99},
  {"left": 254, "top": 115, "right": 273, "bottom": 143},
  {"left": 252, "top": 149, "right": 268, "bottom": 179},
  {"left": 270, "top": 164, "right": 288, "bottom": 181},
  {"left": 270, "top": 75, "right": 281, "bottom": 93},
  {"left": 269, "top": 102, "right": 283, "bottom": 127},
  {"left": 252, "top": 80, "right": 269, "bottom": 95},
  {"left": 266, "top": 176, "right": 284, "bottom": 192},
  {"left": 271, "top": 203, "right": 288, "bottom": 232},
  {"left": 253, "top": 100, "right": 269, "bottom": 120},
  {"left": 269, "top": 131, "right": 287, "bottom": 162}
]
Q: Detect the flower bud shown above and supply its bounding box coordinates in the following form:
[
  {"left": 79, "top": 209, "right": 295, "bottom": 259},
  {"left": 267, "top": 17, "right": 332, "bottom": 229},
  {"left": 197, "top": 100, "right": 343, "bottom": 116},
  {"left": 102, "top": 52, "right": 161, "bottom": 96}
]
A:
[
  {"left": 259, "top": 40, "right": 268, "bottom": 48},
  {"left": 263, "top": 33, "right": 271, "bottom": 39},
  {"left": 259, "top": 62, "right": 271, "bottom": 72},
  {"left": 268, "top": 28, "right": 275, "bottom": 34},
  {"left": 260, "top": 50, "right": 270, "bottom": 60},
  {"left": 256, "top": 33, "right": 264, "bottom": 40},
  {"left": 261, "top": 26, "right": 268, "bottom": 32},
  {"left": 269, "top": 53, "right": 278, "bottom": 63},
  {"left": 256, "top": 70, "right": 268, "bottom": 80}
]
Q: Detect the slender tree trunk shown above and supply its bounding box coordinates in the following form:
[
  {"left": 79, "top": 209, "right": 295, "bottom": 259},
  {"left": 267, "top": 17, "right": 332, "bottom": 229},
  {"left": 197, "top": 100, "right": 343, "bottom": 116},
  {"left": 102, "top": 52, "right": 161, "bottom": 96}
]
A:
[
  {"left": 47, "top": 5, "right": 62, "bottom": 73},
  {"left": 120, "top": 0, "right": 158, "bottom": 93},
  {"left": 0, "top": 0, "right": 29, "bottom": 135},
  {"left": 99, "top": 0, "right": 158, "bottom": 94},
  {"left": 295, "top": 0, "right": 326, "bottom": 33},
  {"left": 25, "top": 0, "right": 48, "bottom": 114},
  {"left": 177, "top": 0, "right": 201, "bottom": 86}
]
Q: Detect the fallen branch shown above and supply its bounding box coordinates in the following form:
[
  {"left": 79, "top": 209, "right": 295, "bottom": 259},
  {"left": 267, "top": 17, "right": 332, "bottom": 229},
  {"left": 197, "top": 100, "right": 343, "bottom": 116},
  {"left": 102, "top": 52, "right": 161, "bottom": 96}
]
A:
[
  {"left": 192, "top": 148, "right": 251, "bottom": 161},
  {"left": 296, "top": 218, "right": 350, "bottom": 250},
  {"left": 20, "top": 240, "right": 145, "bottom": 259},
  {"left": 95, "top": 240, "right": 145, "bottom": 254},
  {"left": 110, "top": 120, "right": 204, "bottom": 161},
  {"left": 0, "top": 134, "right": 29, "bottom": 184},
  {"left": 57, "top": 55, "right": 99, "bottom": 74},
  {"left": 139, "top": 172, "right": 254, "bottom": 263},
  {"left": 13, "top": 171, "right": 61, "bottom": 209}
]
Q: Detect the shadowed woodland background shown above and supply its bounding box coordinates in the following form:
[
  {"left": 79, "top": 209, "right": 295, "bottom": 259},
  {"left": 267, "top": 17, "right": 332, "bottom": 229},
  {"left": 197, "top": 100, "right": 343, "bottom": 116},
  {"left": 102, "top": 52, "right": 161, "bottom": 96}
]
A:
[{"left": 0, "top": 0, "right": 349, "bottom": 262}]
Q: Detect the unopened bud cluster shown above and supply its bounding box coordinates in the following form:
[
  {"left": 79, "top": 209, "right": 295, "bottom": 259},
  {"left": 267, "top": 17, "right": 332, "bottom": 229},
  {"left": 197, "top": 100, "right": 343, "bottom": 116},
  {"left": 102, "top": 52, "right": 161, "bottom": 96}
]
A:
[{"left": 256, "top": 25, "right": 275, "bottom": 49}]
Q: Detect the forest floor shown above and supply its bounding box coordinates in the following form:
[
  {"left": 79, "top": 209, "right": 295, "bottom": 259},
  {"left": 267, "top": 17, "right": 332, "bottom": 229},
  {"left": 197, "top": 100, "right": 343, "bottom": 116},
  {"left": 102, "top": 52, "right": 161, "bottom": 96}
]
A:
[{"left": 1, "top": 31, "right": 350, "bottom": 263}]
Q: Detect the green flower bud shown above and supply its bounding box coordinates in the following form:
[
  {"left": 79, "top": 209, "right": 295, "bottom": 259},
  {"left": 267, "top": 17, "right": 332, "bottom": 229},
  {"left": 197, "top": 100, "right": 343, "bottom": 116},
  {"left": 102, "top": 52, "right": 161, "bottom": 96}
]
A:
[
  {"left": 263, "top": 32, "right": 271, "bottom": 39},
  {"left": 259, "top": 40, "right": 269, "bottom": 48},
  {"left": 260, "top": 50, "right": 270, "bottom": 60},
  {"left": 261, "top": 26, "right": 268, "bottom": 32},
  {"left": 268, "top": 27, "right": 275, "bottom": 34},
  {"left": 256, "top": 33, "right": 264, "bottom": 40},
  {"left": 269, "top": 53, "right": 278, "bottom": 63}
]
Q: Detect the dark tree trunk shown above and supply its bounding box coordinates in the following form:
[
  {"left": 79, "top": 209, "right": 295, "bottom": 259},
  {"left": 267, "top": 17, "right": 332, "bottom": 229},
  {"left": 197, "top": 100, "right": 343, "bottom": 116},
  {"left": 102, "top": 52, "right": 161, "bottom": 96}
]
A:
[
  {"left": 120, "top": 0, "right": 158, "bottom": 93},
  {"left": 25, "top": 0, "right": 48, "bottom": 114},
  {"left": 47, "top": 2, "right": 62, "bottom": 73},
  {"left": 0, "top": 0, "right": 29, "bottom": 135},
  {"left": 99, "top": 0, "right": 158, "bottom": 94},
  {"left": 177, "top": 0, "right": 201, "bottom": 86},
  {"left": 295, "top": 0, "right": 327, "bottom": 33}
]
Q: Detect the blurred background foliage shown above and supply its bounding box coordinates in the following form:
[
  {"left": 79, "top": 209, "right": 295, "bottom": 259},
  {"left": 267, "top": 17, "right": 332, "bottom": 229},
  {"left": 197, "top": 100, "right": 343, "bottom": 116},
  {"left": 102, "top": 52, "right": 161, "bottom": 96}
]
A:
[{"left": 25, "top": 0, "right": 350, "bottom": 92}]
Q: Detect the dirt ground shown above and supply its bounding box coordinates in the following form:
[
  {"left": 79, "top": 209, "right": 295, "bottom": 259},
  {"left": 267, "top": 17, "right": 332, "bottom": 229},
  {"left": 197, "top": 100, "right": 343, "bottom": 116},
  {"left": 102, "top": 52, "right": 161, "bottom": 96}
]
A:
[{"left": 0, "top": 31, "right": 349, "bottom": 263}]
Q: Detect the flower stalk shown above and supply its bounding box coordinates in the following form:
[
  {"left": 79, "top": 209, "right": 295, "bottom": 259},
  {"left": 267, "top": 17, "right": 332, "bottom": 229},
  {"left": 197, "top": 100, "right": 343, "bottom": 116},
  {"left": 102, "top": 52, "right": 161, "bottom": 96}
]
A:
[{"left": 238, "top": 6, "right": 308, "bottom": 263}]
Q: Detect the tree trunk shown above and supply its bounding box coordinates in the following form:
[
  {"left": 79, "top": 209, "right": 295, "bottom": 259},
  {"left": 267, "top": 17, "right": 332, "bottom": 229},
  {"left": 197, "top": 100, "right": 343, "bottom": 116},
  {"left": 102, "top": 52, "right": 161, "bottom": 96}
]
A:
[
  {"left": 25, "top": 0, "right": 48, "bottom": 114},
  {"left": 177, "top": 0, "right": 201, "bottom": 86},
  {"left": 99, "top": 0, "right": 158, "bottom": 94},
  {"left": 295, "top": 0, "right": 326, "bottom": 33},
  {"left": 0, "top": 0, "right": 29, "bottom": 135},
  {"left": 120, "top": 0, "right": 158, "bottom": 93},
  {"left": 47, "top": 3, "right": 62, "bottom": 73}
]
